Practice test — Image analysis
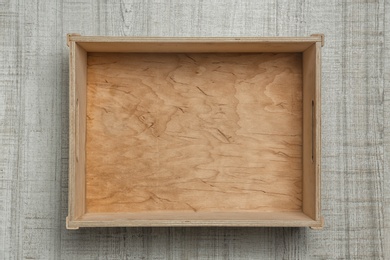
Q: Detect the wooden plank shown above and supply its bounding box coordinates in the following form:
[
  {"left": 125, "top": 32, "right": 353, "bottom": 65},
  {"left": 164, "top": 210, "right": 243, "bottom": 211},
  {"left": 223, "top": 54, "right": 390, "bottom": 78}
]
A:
[
  {"left": 69, "top": 36, "right": 320, "bottom": 53},
  {"left": 69, "top": 212, "right": 321, "bottom": 228},
  {"left": 67, "top": 42, "right": 87, "bottom": 224},
  {"left": 69, "top": 35, "right": 323, "bottom": 43},
  {"left": 84, "top": 52, "right": 303, "bottom": 218},
  {"left": 302, "top": 41, "right": 322, "bottom": 223},
  {"left": 302, "top": 43, "right": 316, "bottom": 220}
]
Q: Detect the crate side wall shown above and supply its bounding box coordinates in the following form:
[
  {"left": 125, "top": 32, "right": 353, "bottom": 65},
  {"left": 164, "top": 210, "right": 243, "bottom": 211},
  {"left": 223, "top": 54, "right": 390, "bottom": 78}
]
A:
[
  {"left": 76, "top": 41, "right": 316, "bottom": 53},
  {"left": 68, "top": 42, "right": 87, "bottom": 224},
  {"left": 302, "top": 43, "right": 319, "bottom": 220},
  {"left": 315, "top": 41, "right": 322, "bottom": 221},
  {"left": 73, "top": 211, "right": 322, "bottom": 227}
]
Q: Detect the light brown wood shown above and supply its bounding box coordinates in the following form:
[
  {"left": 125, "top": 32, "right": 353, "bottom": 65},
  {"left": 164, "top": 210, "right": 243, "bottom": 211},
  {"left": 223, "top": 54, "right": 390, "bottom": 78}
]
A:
[
  {"left": 66, "top": 212, "right": 322, "bottom": 228},
  {"left": 65, "top": 216, "right": 79, "bottom": 230},
  {"left": 67, "top": 36, "right": 323, "bottom": 229},
  {"left": 67, "top": 33, "right": 81, "bottom": 47},
  {"left": 311, "top": 34, "right": 325, "bottom": 47},
  {"left": 68, "top": 36, "right": 322, "bottom": 53},
  {"left": 68, "top": 42, "right": 87, "bottom": 222},
  {"left": 302, "top": 42, "right": 322, "bottom": 221},
  {"left": 310, "top": 216, "right": 324, "bottom": 230},
  {"left": 69, "top": 35, "right": 323, "bottom": 43},
  {"left": 315, "top": 41, "right": 322, "bottom": 221},
  {"left": 85, "top": 52, "right": 304, "bottom": 214}
]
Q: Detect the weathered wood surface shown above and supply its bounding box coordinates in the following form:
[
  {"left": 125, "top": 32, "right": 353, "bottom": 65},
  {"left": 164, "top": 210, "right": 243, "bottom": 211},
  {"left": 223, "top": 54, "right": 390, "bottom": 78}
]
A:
[{"left": 0, "top": 0, "right": 388, "bottom": 259}]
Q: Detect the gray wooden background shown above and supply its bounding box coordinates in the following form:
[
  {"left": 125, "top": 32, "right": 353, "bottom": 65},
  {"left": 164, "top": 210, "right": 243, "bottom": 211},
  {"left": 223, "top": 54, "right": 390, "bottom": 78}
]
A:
[{"left": 0, "top": 0, "right": 389, "bottom": 259}]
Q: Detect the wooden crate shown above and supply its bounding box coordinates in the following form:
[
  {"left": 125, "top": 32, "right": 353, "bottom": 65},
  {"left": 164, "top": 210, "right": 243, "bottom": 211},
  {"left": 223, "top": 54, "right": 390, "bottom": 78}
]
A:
[{"left": 66, "top": 34, "right": 324, "bottom": 229}]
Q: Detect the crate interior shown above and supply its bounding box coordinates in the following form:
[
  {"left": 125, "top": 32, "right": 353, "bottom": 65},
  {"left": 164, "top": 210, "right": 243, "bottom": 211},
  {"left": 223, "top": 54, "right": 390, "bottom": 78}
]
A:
[
  {"left": 69, "top": 39, "right": 321, "bottom": 227},
  {"left": 86, "top": 52, "right": 303, "bottom": 214}
]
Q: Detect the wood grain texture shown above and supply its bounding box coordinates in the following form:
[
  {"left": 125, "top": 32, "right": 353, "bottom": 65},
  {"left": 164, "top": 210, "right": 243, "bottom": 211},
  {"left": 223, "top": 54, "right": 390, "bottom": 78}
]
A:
[
  {"left": 302, "top": 43, "right": 321, "bottom": 220},
  {"left": 85, "top": 52, "right": 303, "bottom": 214},
  {"left": 72, "top": 212, "right": 319, "bottom": 228},
  {"left": 0, "top": 0, "right": 388, "bottom": 259},
  {"left": 72, "top": 38, "right": 319, "bottom": 53},
  {"left": 68, "top": 42, "right": 87, "bottom": 222}
]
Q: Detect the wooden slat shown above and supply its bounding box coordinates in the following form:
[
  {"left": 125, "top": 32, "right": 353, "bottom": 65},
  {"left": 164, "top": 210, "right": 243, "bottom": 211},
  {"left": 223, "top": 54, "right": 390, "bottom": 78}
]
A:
[
  {"left": 68, "top": 42, "right": 87, "bottom": 224},
  {"left": 68, "top": 36, "right": 322, "bottom": 53},
  {"left": 69, "top": 35, "right": 323, "bottom": 43},
  {"left": 315, "top": 41, "right": 322, "bottom": 222},
  {"left": 302, "top": 42, "right": 322, "bottom": 221},
  {"left": 68, "top": 212, "right": 322, "bottom": 228}
]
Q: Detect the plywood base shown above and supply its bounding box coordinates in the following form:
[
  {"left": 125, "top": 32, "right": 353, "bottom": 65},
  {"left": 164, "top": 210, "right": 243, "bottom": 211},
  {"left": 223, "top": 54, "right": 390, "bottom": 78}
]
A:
[{"left": 85, "top": 52, "right": 303, "bottom": 214}]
